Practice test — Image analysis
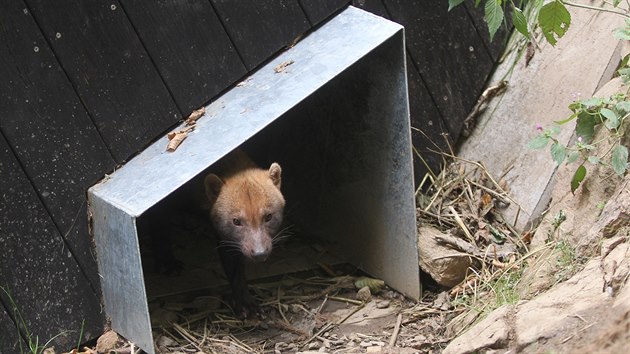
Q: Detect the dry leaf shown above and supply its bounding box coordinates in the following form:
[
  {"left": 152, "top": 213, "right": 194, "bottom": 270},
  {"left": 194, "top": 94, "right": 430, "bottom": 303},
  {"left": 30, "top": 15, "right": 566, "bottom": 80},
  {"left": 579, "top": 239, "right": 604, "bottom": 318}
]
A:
[
  {"left": 274, "top": 60, "right": 294, "bottom": 73},
  {"left": 96, "top": 330, "right": 119, "bottom": 353},
  {"left": 480, "top": 193, "right": 492, "bottom": 208},
  {"left": 166, "top": 126, "right": 194, "bottom": 152},
  {"left": 185, "top": 107, "right": 205, "bottom": 126},
  {"left": 354, "top": 277, "right": 385, "bottom": 293},
  {"left": 166, "top": 131, "right": 188, "bottom": 152}
]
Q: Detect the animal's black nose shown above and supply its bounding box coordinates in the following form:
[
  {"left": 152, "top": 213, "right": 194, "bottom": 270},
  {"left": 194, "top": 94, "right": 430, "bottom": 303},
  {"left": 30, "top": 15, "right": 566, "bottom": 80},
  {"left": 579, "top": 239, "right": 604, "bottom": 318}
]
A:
[{"left": 251, "top": 250, "right": 269, "bottom": 262}]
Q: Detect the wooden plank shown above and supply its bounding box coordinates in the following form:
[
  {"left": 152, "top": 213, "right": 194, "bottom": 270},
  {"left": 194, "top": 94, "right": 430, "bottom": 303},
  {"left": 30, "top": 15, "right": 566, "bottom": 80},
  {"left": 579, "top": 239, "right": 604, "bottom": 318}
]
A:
[
  {"left": 352, "top": 0, "right": 389, "bottom": 18},
  {"left": 384, "top": 0, "right": 494, "bottom": 140},
  {"left": 465, "top": 1, "right": 510, "bottom": 61},
  {"left": 120, "top": 0, "right": 247, "bottom": 115},
  {"left": 26, "top": 0, "right": 182, "bottom": 162},
  {"left": 299, "top": 0, "right": 348, "bottom": 25},
  {"left": 0, "top": 133, "right": 104, "bottom": 351},
  {"left": 0, "top": 0, "right": 116, "bottom": 288},
  {"left": 0, "top": 305, "right": 21, "bottom": 354},
  {"left": 406, "top": 54, "right": 451, "bottom": 185},
  {"left": 211, "top": 0, "right": 311, "bottom": 70}
]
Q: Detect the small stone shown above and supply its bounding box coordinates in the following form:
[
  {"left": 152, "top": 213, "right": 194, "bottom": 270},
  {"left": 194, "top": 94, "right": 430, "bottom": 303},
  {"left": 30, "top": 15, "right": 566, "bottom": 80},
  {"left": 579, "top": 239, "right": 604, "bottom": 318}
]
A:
[
  {"left": 156, "top": 335, "right": 177, "bottom": 347},
  {"left": 308, "top": 341, "right": 321, "bottom": 350},
  {"left": 42, "top": 348, "right": 55, "bottom": 354},
  {"left": 376, "top": 300, "right": 391, "bottom": 309},
  {"left": 366, "top": 346, "right": 382, "bottom": 353},
  {"left": 357, "top": 286, "right": 372, "bottom": 302}
]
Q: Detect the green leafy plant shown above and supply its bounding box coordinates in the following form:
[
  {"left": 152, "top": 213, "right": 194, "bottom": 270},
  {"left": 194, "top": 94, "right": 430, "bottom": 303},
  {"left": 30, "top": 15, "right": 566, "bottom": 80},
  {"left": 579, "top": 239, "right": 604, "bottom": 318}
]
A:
[
  {"left": 449, "top": 0, "right": 630, "bottom": 46},
  {"left": 529, "top": 92, "right": 629, "bottom": 193},
  {"left": 448, "top": 0, "right": 630, "bottom": 193}
]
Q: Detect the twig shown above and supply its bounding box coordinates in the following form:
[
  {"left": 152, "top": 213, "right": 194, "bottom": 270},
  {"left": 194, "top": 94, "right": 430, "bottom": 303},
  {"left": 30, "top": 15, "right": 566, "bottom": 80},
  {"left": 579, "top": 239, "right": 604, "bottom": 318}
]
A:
[
  {"left": 316, "top": 295, "right": 328, "bottom": 315},
  {"left": 389, "top": 313, "right": 403, "bottom": 347},
  {"left": 448, "top": 206, "right": 475, "bottom": 243},
  {"left": 434, "top": 234, "right": 481, "bottom": 256},
  {"left": 172, "top": 323, "right": 203, "bottom": 352},
  {"left": 328, "top": 296, "right": 364, "bottom": 306}
]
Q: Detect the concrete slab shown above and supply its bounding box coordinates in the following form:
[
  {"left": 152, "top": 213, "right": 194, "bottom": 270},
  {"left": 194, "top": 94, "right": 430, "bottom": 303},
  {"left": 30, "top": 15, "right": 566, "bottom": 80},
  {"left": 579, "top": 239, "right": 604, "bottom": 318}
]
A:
[{"left": 458, "top": 3, "right": 625, "bottom": 231}]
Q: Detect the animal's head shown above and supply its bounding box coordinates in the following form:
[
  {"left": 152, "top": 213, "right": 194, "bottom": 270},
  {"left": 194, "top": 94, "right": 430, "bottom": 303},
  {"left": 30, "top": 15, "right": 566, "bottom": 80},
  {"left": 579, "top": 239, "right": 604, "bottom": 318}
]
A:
[{"left": 204, "top": 163, "right": 284, "bottom": 262}]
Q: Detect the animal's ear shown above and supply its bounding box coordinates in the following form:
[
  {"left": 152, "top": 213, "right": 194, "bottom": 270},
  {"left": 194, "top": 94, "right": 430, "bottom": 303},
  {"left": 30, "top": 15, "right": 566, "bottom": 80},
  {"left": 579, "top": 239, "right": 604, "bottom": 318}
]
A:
[
  {"left": 268, "top": 163, "right": 282, "bottom": 189},
  {"left": 204, "top": 174, "right": 224, "bottom": 205}
]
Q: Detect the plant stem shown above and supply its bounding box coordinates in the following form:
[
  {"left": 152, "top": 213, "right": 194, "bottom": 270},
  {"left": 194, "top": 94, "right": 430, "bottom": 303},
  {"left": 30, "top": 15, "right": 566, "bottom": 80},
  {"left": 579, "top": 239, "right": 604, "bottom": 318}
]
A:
[{"left": 562, "top": 0, "right": 630, "bottom": 18}]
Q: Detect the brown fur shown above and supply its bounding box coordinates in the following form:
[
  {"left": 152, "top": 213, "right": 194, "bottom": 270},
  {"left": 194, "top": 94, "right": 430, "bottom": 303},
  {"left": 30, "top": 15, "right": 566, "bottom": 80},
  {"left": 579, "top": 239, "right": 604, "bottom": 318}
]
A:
[{"left": 204, "top": 149, "right": 285, "bottom": 261}]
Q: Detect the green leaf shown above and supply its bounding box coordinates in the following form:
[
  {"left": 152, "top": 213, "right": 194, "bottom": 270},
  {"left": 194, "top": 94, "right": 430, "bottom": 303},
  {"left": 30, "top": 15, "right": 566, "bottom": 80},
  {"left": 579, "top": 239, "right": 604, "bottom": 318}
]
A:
[
  {"left": 614, "top": 0, "right": 622, "bottom": 7},
  {"left": 512, "top": 6, "right": 530, "bottom": 39},
  {"left": 587, "top": 156, "right": 600, "bottom": 165},
  {"left": 614, "top": 27, "right": 630, "bottom": 41},
  {"left": 614, "top": 19, "right": 630, "bottom": 40},
  {"left": 448, "top": 0, "right": 465, "bottom": 11},
  {"left": 354, "top": 277, "right": 385, "bottom": 293},
  {"left": 551, "top": 142, "right": 566, "bottom": 165},
  {"left": 618, "top": 68, "right": 630, "bottom": 83},
  {"left": 611, "top": 144, "right": 629, "bottom": 176},
  {"left": 538, "top": 0, "right": 571, "bottom": 46},
  {"left": 576, "top": 113, "right": 597, "bottom": 142},
  {"left": 616, "top": 100, "right": 630, "bottom": 114},
  {"left": 580, "top": 97, "right": 603, "bottom": 108},
  {"left": 485, "top": 0, "right": 504, "bottom": 42},
  {"left": 550, "top": 125, "right": 561, "bottom": 135},
  {"left": 571, "top": 165, "right": 587, "bottom": 194},
  {"left": 556, "top": 111, "right": 579, "bottom": 125},
  {"left": 566, "top": 151, "right": 579, "bottom": 164},
  {"left": 528, "top": 135, "right": 550, "bottom": 149},
  {"left": 601, "top": 108, "right": 620, "bottom": 129}
]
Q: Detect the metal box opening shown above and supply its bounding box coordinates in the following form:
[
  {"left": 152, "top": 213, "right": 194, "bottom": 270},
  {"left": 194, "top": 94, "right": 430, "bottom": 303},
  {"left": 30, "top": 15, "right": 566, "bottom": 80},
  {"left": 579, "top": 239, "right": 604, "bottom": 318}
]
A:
[{"left": 88, "top": 7, "right": 418, "bottom": 353}]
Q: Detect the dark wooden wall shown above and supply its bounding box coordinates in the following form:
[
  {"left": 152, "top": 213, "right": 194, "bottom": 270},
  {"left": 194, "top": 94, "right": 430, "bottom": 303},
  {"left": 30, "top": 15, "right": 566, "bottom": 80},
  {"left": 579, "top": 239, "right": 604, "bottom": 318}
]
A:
[{"left": 0, "top": 0, "right": 506, "bottom": 351}]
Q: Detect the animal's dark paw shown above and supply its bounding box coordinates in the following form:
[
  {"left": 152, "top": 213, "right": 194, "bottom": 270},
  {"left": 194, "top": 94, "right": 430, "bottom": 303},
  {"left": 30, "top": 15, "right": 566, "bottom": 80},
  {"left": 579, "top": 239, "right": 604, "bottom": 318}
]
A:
[{"left": 233, "top": 292, "right": 264, "bottom": 319}]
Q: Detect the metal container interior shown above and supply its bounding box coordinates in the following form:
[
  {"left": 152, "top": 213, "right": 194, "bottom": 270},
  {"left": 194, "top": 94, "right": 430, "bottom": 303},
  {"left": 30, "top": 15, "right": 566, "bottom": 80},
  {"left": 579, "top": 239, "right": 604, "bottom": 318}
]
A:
[{"left": 88, "top": 7, "right": 418, "bottom": 353}]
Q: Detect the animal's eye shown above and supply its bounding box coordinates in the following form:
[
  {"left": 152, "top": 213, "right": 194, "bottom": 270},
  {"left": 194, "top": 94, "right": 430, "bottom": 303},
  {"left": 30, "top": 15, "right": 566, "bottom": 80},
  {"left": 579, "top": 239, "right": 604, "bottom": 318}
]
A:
[
  {"left": 232, "top": 218, "right": 241, "bottom": 226},
  {"left": 264, "top": 213, "right": 272, "bottom": 222}
]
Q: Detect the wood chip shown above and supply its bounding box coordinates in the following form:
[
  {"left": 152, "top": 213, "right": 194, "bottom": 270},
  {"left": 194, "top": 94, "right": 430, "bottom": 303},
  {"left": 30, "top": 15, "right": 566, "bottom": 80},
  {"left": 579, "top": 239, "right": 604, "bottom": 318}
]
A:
[{"left": 274, "top": 60, "right": 295, "bottom": 73}]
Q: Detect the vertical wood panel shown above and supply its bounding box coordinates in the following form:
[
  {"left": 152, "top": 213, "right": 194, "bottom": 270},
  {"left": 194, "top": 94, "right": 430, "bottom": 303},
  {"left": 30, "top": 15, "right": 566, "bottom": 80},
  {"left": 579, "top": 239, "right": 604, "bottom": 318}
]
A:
[
  {"left": 384, "top": 0, "right": 494, "bottom": 139},
  {"left": 352, "top": 0, "right": 389, "bottom": 18},
  {"left": 299, "top": 0, "right": 348, "bottom": 25},
  {"left": 0, "top": 0, "right": 116, "bottom": 288},
  {"left": 0, "top": 133, "right": 103, "bottom": 351},
  {"left": 26, "top": 0, "right": 182, "bottom": 162},
  {"left": 0, "top": 305, "right": 20, "bottom": 354},
  {"left": 120, "top": 0, "right": 247, "bottom": 115},
  {"left": 406, "top": 54, "right": 451, "bottom": 184},
  {"left": 465, "top": 0, "right": 511, "bottom": 61},
  {"left": 211, "top": 0, "right": 310, "bottom": 70}
]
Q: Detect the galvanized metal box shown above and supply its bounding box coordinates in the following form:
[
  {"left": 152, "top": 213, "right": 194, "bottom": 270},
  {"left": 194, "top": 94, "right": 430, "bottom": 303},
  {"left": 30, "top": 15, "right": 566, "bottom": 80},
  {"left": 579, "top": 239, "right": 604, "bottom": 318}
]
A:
[{"left": 88, "top": 7, "right": 418, "bottom": 353}]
